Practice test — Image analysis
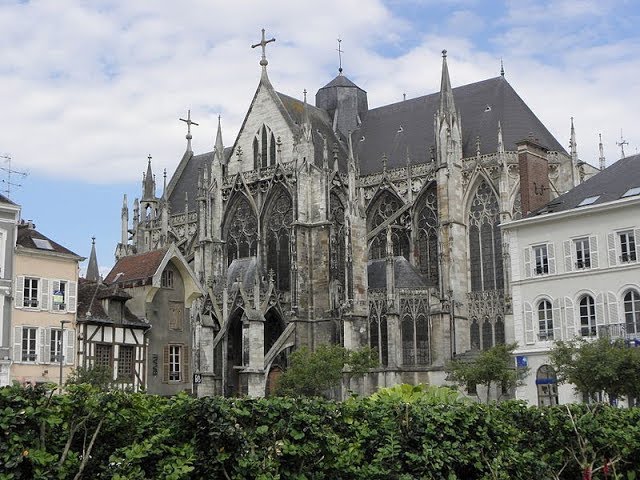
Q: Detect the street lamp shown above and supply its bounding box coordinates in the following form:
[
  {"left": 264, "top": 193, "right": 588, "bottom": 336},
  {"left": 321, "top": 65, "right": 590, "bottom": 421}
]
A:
[{"left": 59, "top": 319, "right": 70, "bottom": 390}]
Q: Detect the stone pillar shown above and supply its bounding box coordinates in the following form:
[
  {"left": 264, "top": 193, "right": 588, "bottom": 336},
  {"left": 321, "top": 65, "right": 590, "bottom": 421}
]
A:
[{"left": 244, "top": 309, "right": 266, "bottom": 397}]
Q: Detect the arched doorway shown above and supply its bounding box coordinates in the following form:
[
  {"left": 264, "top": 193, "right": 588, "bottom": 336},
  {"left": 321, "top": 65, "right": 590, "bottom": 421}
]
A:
[{"left": 536, "top": 364, "right": 558, "bottom": 406}]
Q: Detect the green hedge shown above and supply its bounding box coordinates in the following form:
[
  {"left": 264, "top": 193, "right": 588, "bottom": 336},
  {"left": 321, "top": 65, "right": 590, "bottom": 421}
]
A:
[{"left": 1, "top": 384, "right": 639, "bottom": 479}]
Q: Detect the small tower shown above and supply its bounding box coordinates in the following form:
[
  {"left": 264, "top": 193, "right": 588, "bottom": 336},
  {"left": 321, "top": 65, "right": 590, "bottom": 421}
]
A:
[
  {"left": 598, "top": 134, "right": 606, "bottom": 171},
  {"left": 86, "top": 237, "right": 100, "bottom": 283}
]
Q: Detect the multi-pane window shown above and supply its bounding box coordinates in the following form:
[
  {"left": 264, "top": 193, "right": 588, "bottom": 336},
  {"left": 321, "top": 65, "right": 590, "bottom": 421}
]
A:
[
  {"left": 574, "top": 238, "right": 591, "bottom": 269},
  {"left": 369, "top": 299, "right": 388, "bottom": 367},
  {"left": 264, "top": 189, "right": 293, "bottom": 291},
  {"left": 225, "top": 196, "right": 258, "bottom": 265},
  {"left": 579, "top": 295, "right": 596, "bottom": 337},
  {"left": 117, "top": 346, "right": 134, "bottom": 381},
  {"left": 537, "top": 300, "right": 554, "bottom": 340},
  {"left": 51, "top": 329, "right": 63, "bottom": 363},
  {"left": 52, "top": 280, "right": 67, "bottom": 310},
  {"left": 533, "top": 245, "right": 549, "bottom": 275},
  {"left": 161, "top": 270, "right": 174, "bottom": 288},
  {"left": 619, "top": 231, "right": 637, "bottom": 263},
  {"left": 415, "top": 184, "right": 439, "bottom": 285},
  {"left": 368, "top": 190, "right": 410, "bottom": 261},
  {"left": 21, "top": 327, "right": 37, "bottom": 361},
  {"left": 23, "top": 278, "right": 39, "bottom": 307},
  {"left": 95, "top": 344, "right": 113, "bottom": 368},
  {"left": 537, "top": 365, "right": 559, "bottom": 406},
  {"left": 624, "top": 290, "right": 640, "bottom": 335},
  {"left": 169, "top": 345, "right": 181, "bottom": 382}
]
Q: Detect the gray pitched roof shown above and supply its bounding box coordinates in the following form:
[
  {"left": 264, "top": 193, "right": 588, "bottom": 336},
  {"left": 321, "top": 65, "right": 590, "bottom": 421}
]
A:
[
  {"left": 168, "top": 151, "right": 213, "bottom": 213},
  {"left": 530, "top": 154, "right": 640, "bottom": 215},
  {"left": 355, "top": 76, "right": 566, "bottom": 175},
  {"left": 318, "top": 74, "right": 360, "bottom": 90},
  {"left": 367, "top": 256, "right": 432, "bottom": 289}
]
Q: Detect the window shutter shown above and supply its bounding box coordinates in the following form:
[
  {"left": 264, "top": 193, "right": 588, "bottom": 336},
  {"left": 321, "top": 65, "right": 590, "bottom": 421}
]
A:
[
  {"left": 41, "top": 278, "right": 50, "bottom": 311},
  {"left": 524, "top": 302, "right": 534, "bottom": 344},
  {"left": 65, "top": 329, "right": 75, "bottom": 365},
  {"left": 163, "top": 345, "right": 169, "bottom": 383},
  {"left": 607, "top": 233, "right": 617, "bottom": 266},
  {"left": 589, "top": 235, "right": 599, "bottom": 268},
  {"left": 38, "top": 328, "right": 45, "bottom": 363},
  {"left": 595, "top": 292, "right": 605, "bottom": 327},
  {"left": 13, "top": 326, "right": 22, "bottom": 361},
  {"left": 607, "top": 292, "right": 619, "bottom": 325},
  {"left": 523, "top": 248, "right": 531, "bottom": 279},
  {"left": 564, "top": 297, "right": 575, "bottom": 338},
  {"left": 552, "top": 298, "right": 562, "bottom": 341},
  {"left": 547, "top": 243, "right": 556, "bottom": 274},
  {"left": 67, "top": 281, "right": 77, "bottom": 313},
  {"left": 15, "top": 276, "right": 24, "bottom": 309},
  {"left": 635, "top": 229, "right": 640, "bottom": 253},
  {"left": 563, "top": 240, "right": 572, "bottom": 273},
  {"left": 182, "top": 345, "right": 190, "bottom": 384},
  {"left": 44, "top": 328, "right": 51, "bottom": 363}
]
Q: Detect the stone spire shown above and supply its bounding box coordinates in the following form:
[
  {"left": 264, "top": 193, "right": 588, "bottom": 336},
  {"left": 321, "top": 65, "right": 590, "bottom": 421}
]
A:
[
  {"left": 142, "top": 155, "right": 156, "bottom": 200},
  {"left": 599, "top": 133, "right": 606, "bottom": 170},
  {"left": 497, "top": 121, "right": 505, "bottom": 155},
  {"left": 121, "top": 194, "right": 128, "bottom": 245},
  {"left": 439, "top": 50, "right": 456, "bottom": 117},
  {"left": 214, "top": 115, "right": 225, "bottom": 164},
  {"left": 570, "top": 117, "right": 578, "bottom": 165},
  {"left": 301, "top": 89, "right": 312, "bottom": 142},
  {"left": 86, "top": 237, "right": 100, "bottom": 283}
]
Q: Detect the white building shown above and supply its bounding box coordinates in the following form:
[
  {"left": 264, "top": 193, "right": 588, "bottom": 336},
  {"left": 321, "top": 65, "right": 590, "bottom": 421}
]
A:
[{"left": 505, "top": 154, "right": 640, "bottom": 406}]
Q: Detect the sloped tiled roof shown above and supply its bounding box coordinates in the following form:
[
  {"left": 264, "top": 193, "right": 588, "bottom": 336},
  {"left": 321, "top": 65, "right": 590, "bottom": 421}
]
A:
[
  {"left": 76, "top": 279, "right": 148, "bottom": 327},
  {"left": 17, "top": 224, "right": 81, "bottom": 258},
  {"left": 367, "top": 256, "right": 432, "bottom": 289},
  {"left": 355, "top": 76, "right": 566, "bottom": 175},
  {"left": 531, "top": 154, "right": 640, "bottom": 216},
  {"left": 104, "top": 248, "right": 168, "bottom": 285}
]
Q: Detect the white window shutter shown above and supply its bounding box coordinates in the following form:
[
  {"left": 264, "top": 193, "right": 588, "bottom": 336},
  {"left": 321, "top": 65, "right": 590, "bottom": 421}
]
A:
[
  {"left": 67, "top": 281, "right": 77, "bottom": 313},
  {"left": 524, "top": 302, "right": 535, "bottom": 344},
  {"left": 635, "top": 229, "right": 640, "bottom": 258},
  {"left": 552, "top": 298, "right": 562, "bottom": 341},
  {"left": 13, "top": 326, "right": 22, "bottom": 361},
  {"left": 607, "top": 292, "right": 619, "bottom": 325},
  {"left": 65, "top": 329, "right": 75, "bottom": 365},
  {"left": 548, "top": 243, "right": 556, "bottom": 274},
  {"left": 44, "top": 328, "right": 51, "bottom": 363},
  {"left": 595, "top": 292, "right": 605, "bottom": 327},
  {"left": 564, "top": 297, "right": 575, "bottom": 338},
  {"left": 523, "top": 248, "right": 531, "bottom": 279},
  {"left": 38, "top": 328, "right": 45, "bottom": 363},
  {"left": 589, "top": 235, "right": 599, "bottom": 268},
  {"left": 607, "top": 233, "right": 617, "bottom": 266},
  {"left": 563, "top": 240, "right": 572, "bottom": 273},
  {"left": 15, "top": 276, "right": 24, "bottom": 309},
  {"left": 41, "top": 278, "right": 50, "bottom": 311}
]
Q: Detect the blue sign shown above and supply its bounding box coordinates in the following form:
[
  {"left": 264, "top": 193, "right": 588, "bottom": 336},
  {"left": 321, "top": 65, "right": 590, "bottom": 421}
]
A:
[{"left": 516, "top": 355, "right": 528, "bottom": 368}]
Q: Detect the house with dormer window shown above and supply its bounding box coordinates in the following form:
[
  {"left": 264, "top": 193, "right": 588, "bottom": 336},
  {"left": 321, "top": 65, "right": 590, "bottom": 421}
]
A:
[{"left": 505, "top": 153, "right": 640, "bottom": 406}]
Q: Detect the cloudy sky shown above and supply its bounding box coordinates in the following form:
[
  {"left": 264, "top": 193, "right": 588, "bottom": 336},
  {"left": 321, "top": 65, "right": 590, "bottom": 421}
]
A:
[{"left": 1, "top": 0, "right": 639, "bottom": 274}]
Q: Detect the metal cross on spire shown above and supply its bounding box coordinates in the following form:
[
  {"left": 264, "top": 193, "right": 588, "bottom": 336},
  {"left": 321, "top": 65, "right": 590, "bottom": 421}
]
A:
[
  {"left": 251, "top": 28, "right": 276, "bottom": 67},
  {"left": 617, "top": 129, "right": 629, "bottom": 158},
  {"left": 337, "top": 38, "right": 344, "bottom": 74},
  {"left": 179, "top": 109, "right": 199, "bottom": 139}
]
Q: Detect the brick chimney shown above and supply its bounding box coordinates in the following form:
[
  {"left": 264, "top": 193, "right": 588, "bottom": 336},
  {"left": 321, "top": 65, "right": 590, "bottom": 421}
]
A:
[{"left": 516, "top": 137, "right": 550, "bottom": 216}]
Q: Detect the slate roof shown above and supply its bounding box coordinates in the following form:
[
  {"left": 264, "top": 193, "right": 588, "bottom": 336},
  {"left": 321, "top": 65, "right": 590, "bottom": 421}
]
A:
[
  {"left": 16, "top": 223, "right": 82, "bottom": 258},
  {"left": 225, "top": 256, "right": 260, "bottom": 292},
  {"left": 530, "top": 154, "right": 640, "bottom": 216},
  {"left": 168, "top": 151, "right": 212, "bottom": 213},
  {"left": 276, "top": 92, "right": 349, "bottom": 171},
  {"left": 318, "top": 75, "right": 360, "bottom": 90},
  {"left": 76, "top": 279, "right": 148, "bottom": 327},
  {"left": 104, "top": 248, "right": 168, "bottom": 285},
  {"left": 355, "top": 76, "right": 566, "bottom": 175},
  {"left": 367, "top": 256, "right": 432, "bottom": 289}
]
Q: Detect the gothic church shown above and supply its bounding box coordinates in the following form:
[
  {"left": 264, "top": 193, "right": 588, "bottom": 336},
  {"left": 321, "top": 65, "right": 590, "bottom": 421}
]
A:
[{"left": 113, "top": 31, "right": 593, "bottom": 397}]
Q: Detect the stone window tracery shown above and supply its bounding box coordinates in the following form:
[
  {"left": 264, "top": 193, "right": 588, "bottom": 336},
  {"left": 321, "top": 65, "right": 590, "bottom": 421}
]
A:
[
  {"left": 329, "top": 192, "right": 346, "bottom": 285},
  {"left": 368, "top": 190, "right": 410, "bottom": 260},
  {"left": 225, "top": 196, "right": 258, "bottom": 265},
  {"left": 400, "top": 295, "right": 430, "bottom": 366},
  {"left": 253, "top": 125, "right": 277, "bottom": 169},
  {"left": 468, "top": 179, "right": 503, "bottom": 292},
  {"left": 415, "top": 184, "right": 439, "bottom": 285},
  {"left": 264, "top": 188, "right": 293, "bottom": 291},
  {"left": 368, "top": 297, "right": 388, "bottom": 367}
]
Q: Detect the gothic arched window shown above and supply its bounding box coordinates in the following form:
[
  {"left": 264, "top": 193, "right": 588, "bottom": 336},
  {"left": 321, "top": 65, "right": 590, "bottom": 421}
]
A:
[
  {"left": 264, "top": 188, "right": 293, "bottom": 291},
  {"left": 624, "top": 290, "right": 640, "bottom": 335},
  {"left": 368, "top": 190, "right": 410, "bottom": 260},
  {"left": 253, "top": 125, "right": 277, "bottom": 170},
  {"left": 329, "top": 192, "right": 346, "bottom": 284},
  {"left": 482, "top": 316, "right": 493, "bottom": 349},
  {"left": 225, "top": 196, "right": 258, "bottom": 265},
  {"left": 400, "top": 296, "right": 430, "bottom": 366},
  {"left": 468, "top": 180, "right": 503, "bottom": 292},
  {"left": 470, "top": 318, "right": 480, "bottom": 350},
  {"left": 369, "top": 299, "right": 388, "bottom": 367},
  {"left": 415, "top": 183, "right": 439, "bottom": 285}
]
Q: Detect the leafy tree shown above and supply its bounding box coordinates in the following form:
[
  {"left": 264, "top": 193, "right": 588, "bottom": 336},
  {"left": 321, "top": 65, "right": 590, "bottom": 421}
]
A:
[
  {"left": 446, "top": 342, "right": 529, "bottom": 403},
  {"left": 65, "top": 365, "right": 115, "bottom": 392},
  {"left": 368, "top": 383, "right": 469, "bottom": 404},
  {"left": 275, "top": 344, "right": 378, "bottom": 398},
  {"left": 549, "top": 337, "right": 640, "bottom": 404}
]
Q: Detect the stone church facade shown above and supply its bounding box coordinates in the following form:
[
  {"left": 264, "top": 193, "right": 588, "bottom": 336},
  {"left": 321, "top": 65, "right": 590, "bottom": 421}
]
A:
[{"left": 115, "top": 35, "right": 595, "bottom": 397}]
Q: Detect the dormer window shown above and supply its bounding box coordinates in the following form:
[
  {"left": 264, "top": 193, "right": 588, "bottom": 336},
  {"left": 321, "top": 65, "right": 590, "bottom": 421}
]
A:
[{"left": 253, "top": 125, "right": 277, "bottom": 169}]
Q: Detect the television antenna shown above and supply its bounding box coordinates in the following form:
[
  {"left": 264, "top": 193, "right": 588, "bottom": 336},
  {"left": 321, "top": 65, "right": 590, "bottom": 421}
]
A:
[{"left": 0, "top": 154, "right": 28, "bottom": 199}]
